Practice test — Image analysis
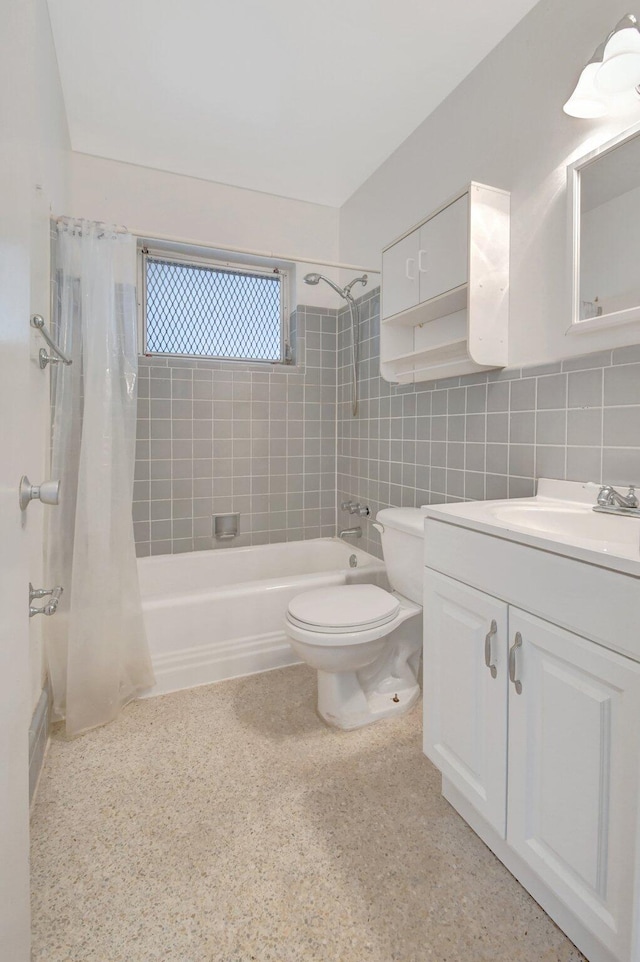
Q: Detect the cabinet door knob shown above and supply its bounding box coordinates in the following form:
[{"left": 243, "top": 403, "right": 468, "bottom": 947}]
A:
[
  {"left": 484, "top": 619, "right": 498, "bottom": 678},
  {"left": 405, "top": 258, "right": 416, "bottom": 281},
  {"left": 509, "top": 632, "right": 523, "bottom": 694},
  {"left": 418, "top": 249, "right": 428, "bottom": 273}
]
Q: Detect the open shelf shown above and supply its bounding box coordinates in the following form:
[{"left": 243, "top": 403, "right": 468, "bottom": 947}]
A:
[
  {"left": 387, "top": 338, "right": 468, "bottom": 374},
  {"left": 382, "top": 283, "right": 468, "bottom": 329}
]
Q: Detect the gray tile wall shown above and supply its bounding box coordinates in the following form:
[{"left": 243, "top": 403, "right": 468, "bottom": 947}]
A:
[
  {"left": 134, "top": 283, "right": 640, "bottom": 561},
  {"left": 337, "top": 289, "right": 640, "bottom": 558},
  {"left": 134, "top": 308, "right": 338, "bottom": 555}
]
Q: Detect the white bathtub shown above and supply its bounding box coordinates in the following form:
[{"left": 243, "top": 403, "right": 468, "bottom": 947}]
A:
[{"left": 138, "top": 538, "right": 387, "bottom": 696}]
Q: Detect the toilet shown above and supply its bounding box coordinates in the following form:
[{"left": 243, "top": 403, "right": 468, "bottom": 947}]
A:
[{"left": 284, "top": 507, "right": 427, "bottom": 730}]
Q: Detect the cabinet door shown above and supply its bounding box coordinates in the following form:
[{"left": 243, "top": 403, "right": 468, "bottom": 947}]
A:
[
  {"left": 381, "top": 229, "right": 419, "bottom": 319},
  {"left": 423, "top": 571, "right": 508, "bottom": 836},
  {"left": 418, "top": 195, "right": 468, "bottom": 302},
  {"left": 507, "top": 609, "right": 640, "bottom": 959}
]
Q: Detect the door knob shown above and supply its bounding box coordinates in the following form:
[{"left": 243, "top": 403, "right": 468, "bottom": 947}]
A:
[{"left": 19, "top": 475, "right": 60, "bottom": 511}]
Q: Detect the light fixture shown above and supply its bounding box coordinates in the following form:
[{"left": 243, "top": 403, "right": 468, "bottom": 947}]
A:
[
  {"left": 563, "top": 44, "right": 608, "bottom": 118},
  {"left": 597, "top": 14, "right": 640, "bottom": 92},
  {"left": 564, "top": 13, "right": 640, "bottom": 118}
]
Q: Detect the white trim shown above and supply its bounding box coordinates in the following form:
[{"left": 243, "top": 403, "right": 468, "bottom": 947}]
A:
[{"left": 567, "top": 121, "right": 640, "bottom": 334}]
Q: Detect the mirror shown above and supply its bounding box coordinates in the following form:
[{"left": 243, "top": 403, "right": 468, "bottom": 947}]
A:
[{"left": 569, "top": 121, "right": 640, "bottom": 333}]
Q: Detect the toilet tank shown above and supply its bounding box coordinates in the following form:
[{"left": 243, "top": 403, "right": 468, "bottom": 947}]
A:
[{"left": 376, "top": 507, "right": 428, "bottom": 604}]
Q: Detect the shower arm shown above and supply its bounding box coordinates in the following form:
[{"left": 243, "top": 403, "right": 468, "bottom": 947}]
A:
[{"left": 303, "top": 272, "right": 367, "bottom": 418}]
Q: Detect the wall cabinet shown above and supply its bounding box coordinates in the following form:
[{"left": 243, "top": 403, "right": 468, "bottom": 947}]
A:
[
  {"left": 424, "top": 569, "right": 640, "bottom": 962},
  {"left": 381, "top": 182, "right": 509, "bottom": 384}
]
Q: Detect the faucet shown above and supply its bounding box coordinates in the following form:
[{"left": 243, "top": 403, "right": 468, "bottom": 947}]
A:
[
  {"left": 339, "top": 527, "right": 362, "bottom": 540},
  {"left": 341, "top": 501, "right": 371, "bottom": 517},
  {"left": 593, "top": 483, "right": 640, "bottom": 515}
]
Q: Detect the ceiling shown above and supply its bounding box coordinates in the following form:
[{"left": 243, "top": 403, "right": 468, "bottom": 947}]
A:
[{"left": 47, "top": 0, "right": 540, "bottom": 208}]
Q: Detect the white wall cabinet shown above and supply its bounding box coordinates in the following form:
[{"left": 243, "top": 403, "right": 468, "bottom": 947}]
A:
[
  {"left": 424, "top": 569, "right": 640, "bottom": 962},
  {"left": 417, "top": 194, "right": 468, "bottom": 303},
  {"left": 380, "top": 229, "right": 420, "bottom": 319},
  {"left": 381, "top": 183, "right": 509, "bottom": 384}
]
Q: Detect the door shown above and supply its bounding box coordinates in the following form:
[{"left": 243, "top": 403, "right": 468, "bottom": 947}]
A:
[
  {"left": 418, "top": 194, "right": 468, "bottom": 302},
  {"left": 381, "top": 228, "right": 420, "bottom": 319},
  {"left": 0, "top": 2, "right": 37, "bottom": 957},
  {"left": 507, "top": 609, "right": 640, "bottom": 960},
  {"left": 423, "top": 571, "right": 508, "bottom": 836}
]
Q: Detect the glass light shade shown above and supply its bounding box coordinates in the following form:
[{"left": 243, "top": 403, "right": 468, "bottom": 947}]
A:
[
  {"left": 563, "top": 62, "right": 608, "bottom": 118},
  {"left": 607, "top": 86, "right": 640, "bottom": 116},
  {"left": 596, "top": 26, "right": 640, "bottom": 93}
]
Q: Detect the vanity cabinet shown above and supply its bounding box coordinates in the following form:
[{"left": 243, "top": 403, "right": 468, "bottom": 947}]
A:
[
  {"left": 380, "top": 182, "right": 509, "bottom": 385},
  {"left": 424, "top": 568, "right": 640, "bottom": 962},
  {"left": 423, "top": 574, "right": 508, "bottom": 835}
]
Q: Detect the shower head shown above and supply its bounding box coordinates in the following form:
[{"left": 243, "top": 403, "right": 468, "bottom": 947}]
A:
[
  {"left": 303, "top": 272, "right": 345, "bottom": 298},
  {"left": 303, "top": 272, "right": 368, "bottom": 300}
]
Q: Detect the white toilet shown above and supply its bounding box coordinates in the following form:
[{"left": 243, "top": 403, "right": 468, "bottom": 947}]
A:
[{"left": 285, "top": 507, "right": 426, "bottom": 730}]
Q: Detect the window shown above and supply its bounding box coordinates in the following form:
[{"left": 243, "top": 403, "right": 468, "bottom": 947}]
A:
[{"left": 141, "top": 249, "right": 287, "bottom": 362}]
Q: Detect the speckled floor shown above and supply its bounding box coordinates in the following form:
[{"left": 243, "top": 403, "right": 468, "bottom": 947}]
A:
[{"left": 31, "top": 664, "right": 585, "bottom": 962}]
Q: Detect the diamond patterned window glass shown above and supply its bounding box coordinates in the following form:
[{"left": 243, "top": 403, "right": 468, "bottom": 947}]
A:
[{"left": 145, "top": 255, "right": 283, "bottom": 361}]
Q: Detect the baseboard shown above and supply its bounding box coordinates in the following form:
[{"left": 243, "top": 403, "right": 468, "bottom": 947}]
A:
[
  {"left": 144, "top": 630, "right": 302, "bottom": 697},
  {"left": 29, "top": 685, "right": 51, "bottom": 807}
]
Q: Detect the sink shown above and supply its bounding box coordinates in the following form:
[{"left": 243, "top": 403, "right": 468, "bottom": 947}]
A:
[
  {"left": 423, "top": 479, "right": 640, "bottom": 576},
  {"left": 487, "top": 501, "right": 639, "bottom": 548}
]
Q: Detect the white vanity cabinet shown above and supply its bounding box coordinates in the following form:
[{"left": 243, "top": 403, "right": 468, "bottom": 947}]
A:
[
  {"left": 507, "top": 607, "right": 640, "bottom": 959},
  {"left": 423, "top": 574, "right": 508, "bottom": 835},
  {"left": 424, "top": 543, "right": 640, "bottom": 962},
  {"left": 380, "top": 182, "right": 509, "bottom": 385}
]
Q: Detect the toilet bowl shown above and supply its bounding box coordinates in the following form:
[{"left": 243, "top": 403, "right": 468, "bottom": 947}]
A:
[{"left": 284, "top": 507, "right": 427, "bottom": 730}]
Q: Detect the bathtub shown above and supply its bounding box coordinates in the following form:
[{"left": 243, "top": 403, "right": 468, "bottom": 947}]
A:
[{"left": 138, "top": 538, "right": 387, "bottom": 696}]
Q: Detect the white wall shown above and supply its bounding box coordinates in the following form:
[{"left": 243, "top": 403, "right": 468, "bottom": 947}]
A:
[
  {"left": 67, "top": 154, "right": 356, "bottom": 310},
  {"left": 339, "top": 0, "right": 640, "bottom": 366}
]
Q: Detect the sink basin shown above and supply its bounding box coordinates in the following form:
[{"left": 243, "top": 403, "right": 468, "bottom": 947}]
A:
[
  {"left": 423, "top": 479, "right": 640, "bottom": 576},
  {"left": 487, "top": 501, "right": 640, "bottom": 548}
]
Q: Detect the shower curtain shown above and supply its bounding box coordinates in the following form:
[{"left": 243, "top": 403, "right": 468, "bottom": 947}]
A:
[{"left": 45, "top": 219, "right": 155, "bottom": 736}]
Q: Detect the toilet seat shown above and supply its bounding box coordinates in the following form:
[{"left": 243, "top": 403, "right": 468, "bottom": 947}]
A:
[{"left": 287, "top": 584, "right": 400, "bottom": 634}]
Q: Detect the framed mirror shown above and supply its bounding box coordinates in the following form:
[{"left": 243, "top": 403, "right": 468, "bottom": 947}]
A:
[{"left": 568, "top": 120, "right": 640, "bottom": 334}]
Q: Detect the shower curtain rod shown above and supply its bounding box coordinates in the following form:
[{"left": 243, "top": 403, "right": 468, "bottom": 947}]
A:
[{"left": 55, "top": 217, "right": 380, "bottom": 275}]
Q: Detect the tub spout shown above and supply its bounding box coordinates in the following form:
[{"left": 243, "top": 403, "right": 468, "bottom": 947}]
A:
[{"left": 339, "top": 527, "right": 362, "bottom": 540}]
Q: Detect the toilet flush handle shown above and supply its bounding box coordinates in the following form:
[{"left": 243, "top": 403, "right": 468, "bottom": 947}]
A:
[{"left": 372, "top": 521, "right": 384, "bottom": 535}]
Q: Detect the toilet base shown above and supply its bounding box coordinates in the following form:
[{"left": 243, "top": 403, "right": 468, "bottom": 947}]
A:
[{"left": 317, "top": 669, "right": 420, "bottom": 731}]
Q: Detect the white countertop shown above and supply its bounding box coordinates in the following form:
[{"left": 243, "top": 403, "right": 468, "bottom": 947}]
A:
[{"left": 423, "top": 479, "right": 640, "bottom": 578}]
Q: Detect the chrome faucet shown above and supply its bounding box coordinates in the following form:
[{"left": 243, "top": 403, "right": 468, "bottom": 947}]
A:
[
  {"left": 593, "top": 483, "right": 640, "bottom": 516},
  {"left": 339, "top": 527, "right": 362, "bottom": 540},
  {"left": 341, "top": 501, "right": 370, "bottom": 517}
]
